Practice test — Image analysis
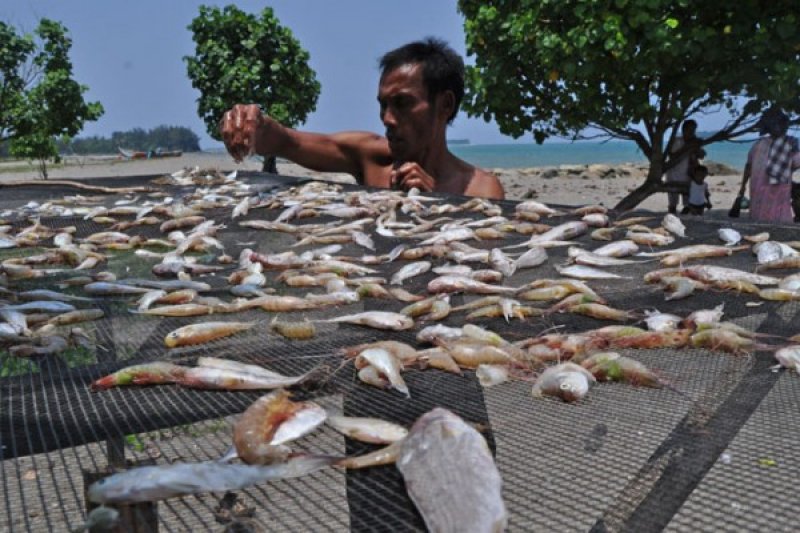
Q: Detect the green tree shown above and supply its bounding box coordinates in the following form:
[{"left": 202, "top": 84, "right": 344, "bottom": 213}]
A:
[
  {"left": 0, "top": 19, "right": 103, "bottom": 178},
  {"left": 459, "top": 1, "right": 800, "bottom": 211},
  {"left": 185, "top": 4, "right": 321, "bottom": 173}
]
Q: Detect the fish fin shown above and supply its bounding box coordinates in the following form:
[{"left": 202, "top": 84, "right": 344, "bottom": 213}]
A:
[{"left": 218, "top": 445, "right": 239, "bottom": 463}]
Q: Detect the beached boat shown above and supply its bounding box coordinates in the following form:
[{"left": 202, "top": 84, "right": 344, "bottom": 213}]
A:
[{"left": 118, "top": 147, "right": 183, "bottom": 160}]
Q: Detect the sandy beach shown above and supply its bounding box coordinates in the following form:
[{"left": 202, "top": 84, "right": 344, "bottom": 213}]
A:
[{"left": 0, "top": 151, "right": 744, "bottom": 212}]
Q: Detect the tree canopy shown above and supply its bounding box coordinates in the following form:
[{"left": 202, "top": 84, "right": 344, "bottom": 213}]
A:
[
  {"left": 459, "top": 0, "right": 800, "bottom": 210},
  {"left": 0, "top": 19, "right": 103, "bottom": 177},
  {"left": 184, "top": 4, "right": 320, "bottom": 171}
]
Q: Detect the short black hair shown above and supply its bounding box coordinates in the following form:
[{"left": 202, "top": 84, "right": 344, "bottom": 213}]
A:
[
  {"left": 693, "top": 164, "right": 708, "bottom": 176},
  {"left": 379, "top": 37, "right": 464, "bottom": 123},
  {"left": 682, "top": 119, "right": 698, "bottom": 133}
]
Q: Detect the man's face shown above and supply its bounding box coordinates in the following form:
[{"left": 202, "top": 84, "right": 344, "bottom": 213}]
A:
[{"left": 378, "top": 63, "right": 443, "bottom": 162}]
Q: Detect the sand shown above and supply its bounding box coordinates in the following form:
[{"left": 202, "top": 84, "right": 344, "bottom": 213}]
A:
[{"left": 0, "top": 152, "right": 745, "bottom": 212}]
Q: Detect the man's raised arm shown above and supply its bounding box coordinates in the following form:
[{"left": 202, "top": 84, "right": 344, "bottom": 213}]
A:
[{"left": 219, "top": 104, "right": 384, "bottom": 180}]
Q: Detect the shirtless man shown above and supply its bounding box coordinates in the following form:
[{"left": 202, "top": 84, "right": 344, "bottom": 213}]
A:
[{"left": 220, "top": 38, "right": 504, "bottom": 200}]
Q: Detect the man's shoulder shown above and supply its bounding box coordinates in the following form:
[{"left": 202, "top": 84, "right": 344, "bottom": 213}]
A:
[{"left": 465, "top": 165, "right": 505, "bottom": 200}]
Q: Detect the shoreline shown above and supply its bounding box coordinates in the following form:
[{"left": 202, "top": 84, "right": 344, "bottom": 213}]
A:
[{"left": 0, "top": 152, "right": 745, "bottom": 211}]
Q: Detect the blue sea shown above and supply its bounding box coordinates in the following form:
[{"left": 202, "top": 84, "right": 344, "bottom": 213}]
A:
[{"left": 450, "top": 140, "right": 753, "bottom": 171}]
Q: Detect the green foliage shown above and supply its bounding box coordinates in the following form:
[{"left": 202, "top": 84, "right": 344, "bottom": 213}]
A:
[
  {"left": 184, "top": 4, "right": 321, "bottom": 141},
  {"left": 0, "top": 19, "right": 103, "bottom": 176},
  {"left": 58, "top": 125, "right": 201, "bottom": 154},
  {"left": 459, "top": 0, "right": 800, "bottom": 190}
]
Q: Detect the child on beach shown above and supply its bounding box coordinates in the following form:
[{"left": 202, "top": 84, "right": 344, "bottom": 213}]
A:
[{"left": 687, "top": 165, "right": 712, "bottom": 215}]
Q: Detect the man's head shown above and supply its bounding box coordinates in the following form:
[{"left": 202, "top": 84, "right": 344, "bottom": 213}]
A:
[
  {"left": 758, "top": 107, "right": 789, "bottom": 138},
  {"left": 377, "top": 38, "right": 464, "bottom": 163},
  {"left": 692, "top": 164, "right": 708, "bottom": 183},
  {"left": 682, "top": 120, "right": 698, "bottom": 138},
  {"left": 379, "top": 38, "right": 464, "bottom": 123}
]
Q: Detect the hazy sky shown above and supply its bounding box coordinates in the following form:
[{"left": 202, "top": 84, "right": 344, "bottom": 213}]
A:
[
  {"left": 4, "top": 0, "right": 742, "bottom": 149},
  {"left": 3, "top": 0, "right": 516, "bottom": 148}
]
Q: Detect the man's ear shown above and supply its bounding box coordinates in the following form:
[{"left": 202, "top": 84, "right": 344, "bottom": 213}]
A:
[{"left": 437, "top": 91, "right": 456, "bottom": 120}]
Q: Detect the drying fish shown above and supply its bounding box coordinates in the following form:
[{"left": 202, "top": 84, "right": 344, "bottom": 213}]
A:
[
  {"left": 137, "top": 303, "right": 214, "bottom": 317},
  {"left": 9, "top": 335, "right": 69, "bottom": 357},
  {"left": 416, "top": 324, "right": 464, "bottom": 344},
  {"left": 137, "top": 290, "right": 168, "bottom": 311},
  {"left": 517, "top": 199, "right": 558, "bottom": 216},
  {"left": 418, "top": 227, "right": 475, "bottom": 246},
  {"left": 753, "top": 241, "right": 798, "bottom": 264},
  {"left": 626, "top": 231, "right": 675, "bottom": 247},
  {"left": 755, "top": 255, "right": 800, "bottom": 272},
  {"left": 87, "top": 456, "right": 334, "bottom": 504},
  {"left": 324, "top": 311, "right": 414, "bottom": 331},
  {"left": 326, "top": 415, "right": 408, "bottom": 444},
  {"left": 582, "top": 353, "right": 663, "bottom": 387},
  {"left": 178, "top": 364, "right": 314, "bottom": 390},
  {"left": 779, "top": 273, "right": 800, "bottom": 292},
  {"left": 355, "top": 347, "right": 410, "bottom": 396},
  {"left": 509, "top": 221, "right": 588, "bottom": 248},
  {"left": 164, "top": 321, "right": 256, "bottom": 347},
  {"left": 644, "top": 310, "right": 682, "bottom": 331},
  {"left": 662, "top": 213, "right": 687, "bottom": 237},
  {"left": 758, "top": 288, "right": 800, "bottom": 301},
  {"left": 591, "top": 240, "right": 639, "bottom": 257},
  {"left": 569, "top": 302, "right": 638, "bottom": 321},
  {"left": 514, "top": 246, "right": 548, "bottom": 269},
  {"left": 439, "top": 340, "right": 518, "bottom": 368},
  {"left": 90, "top": 362, "right": 188, "bottom": 391},
  {"left": 18, "top": 289, "right": 93, "bottom": 303},
  {"left": 427, "top": 275, "right": 517, "bottom": 295},
  {"left": 591, "top": 227, "right": 617, "bottom": 241},
  {"left": 743, "top": 231, "right": 770, "bottom": 243},
  {"left": 685, "top": 304, "right": 725, "bottom": 328},
  {"left": 417, "top": 347, "right": 462, "bottom": 374},
  {"left": 568, "top": 248, "right": 642, "bottom": 267},
  {"left": 774, "top": 346, "right": 800, "bottom": 372},
  {"left": 84, "top": 282, "right": 153, "bottom": 296},
  {"left": 390, "top": 261, "right": 431, "bottom": 285},
  {"left": 2, "top": 301, "right": 76, "bottom": 313},
  {"left": 690, "top": 328, "right": 761, "bottom": 355},
  {"left": 47, "top": 308, "right": 104, "bottom": 326},
  {"left": 489, "top": 248, "right": 516, "bottom": 278},
  {"left": 269, "top": 317, "right": 316, "bottom": 340},
  {"left": 613, "top": 216, "right": 656, "bottom": 227},
  {"left": 531, "top": 362, "right": 596, "bottom": 402},
  {"left": 683, "top": 265, "right": 779, "bottom": 286},
  {"left": 396, "top": 408, "right": 507, "bottom": 533},
  {"left": 718, "top": 228, "right": 742, "bottom": 246},
  {"left": 233, "top": 389, "right": 327, "bottom": 464},
  {"left": 476, "top": 364, "right": 510, "bottom": 387},
  {"left": 336, "top": 440, "right": 403, "bottom": 470},
  {"left": 555, "top": 264, "right": 628, "bottom": 280},
  {"left": 582, "top": 212, "right": 609, "bottom": 227}
]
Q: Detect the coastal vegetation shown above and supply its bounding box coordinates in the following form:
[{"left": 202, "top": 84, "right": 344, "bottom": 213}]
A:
[
  {"left": 185, "top": 4, "right": 321, "bottom": 173},
  {"left": 0, "top": 19, "right": 103, "bottom": 178},
  {"left": 459, "top": 0, "right": 800, "bottom": 210},
  {"left": 57, "top": 126, "right": 201, "bottom": 155}
]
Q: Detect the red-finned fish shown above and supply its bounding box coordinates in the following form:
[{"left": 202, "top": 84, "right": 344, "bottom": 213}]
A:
[
  {"left": 90, "top": 362, "right": 187, "bottom": 391},
  {"left": 233, "top": 390, "right": 327, "bottom": 465},
  {"left": 164, "top": 321, "right": 256, "bottom": 347}
]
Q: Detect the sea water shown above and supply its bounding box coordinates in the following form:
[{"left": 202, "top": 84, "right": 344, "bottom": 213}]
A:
[{"left": 450, "top": 139, "right": 753, "bottom": 171}]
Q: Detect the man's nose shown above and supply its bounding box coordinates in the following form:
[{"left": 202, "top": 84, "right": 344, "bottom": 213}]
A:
[{"left": 381, "top": 107, "right": 397, "bottom": 127}]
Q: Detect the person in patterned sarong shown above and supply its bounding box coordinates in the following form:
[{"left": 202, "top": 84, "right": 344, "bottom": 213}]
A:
[{"left": 738, "top": 108, "right": 800, "bottom": 223}]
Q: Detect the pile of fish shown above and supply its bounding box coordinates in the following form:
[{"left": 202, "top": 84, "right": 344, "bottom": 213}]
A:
[{"left": 3, "top": 167, "right": 800, "bottom": 526}]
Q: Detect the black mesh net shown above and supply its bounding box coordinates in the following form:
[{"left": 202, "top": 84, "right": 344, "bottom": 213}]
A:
[{"left": 0, "top": 171, "right": 799, "bottom": 532}]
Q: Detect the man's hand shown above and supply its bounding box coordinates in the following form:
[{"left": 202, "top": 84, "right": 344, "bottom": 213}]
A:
[
  {"left": 390, "top": 162, "right": 436, "bottom": 192},
  {"left": 219, "top": 104, "right": 269, "bottom": 163}
]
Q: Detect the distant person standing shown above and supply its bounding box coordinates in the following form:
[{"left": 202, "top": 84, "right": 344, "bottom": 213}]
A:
[
  {"left": 665, "top": 120, "right": 705, "bottom": 214},
  {"left": 686, "top": 165, "right": 712, "bottom": 215},
  {"left": 737, "top": 108, "right": 800, "bottom": 223}
]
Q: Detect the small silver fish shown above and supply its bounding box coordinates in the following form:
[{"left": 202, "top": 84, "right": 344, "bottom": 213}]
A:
[
  {"left": 326, "top": 415, "right": 408, "bottom": 444},
  {"left": 390, "top": 261, "right": 432, "bottom": 285},
  {"left": 325, "top": 311, "right": 414, "bottom": 331},
  {"left": 554, "top": 264, "right": 628, "bottom": 280},
  {"left": 662, "top": 213, "right": 687, "bottom": 238}
]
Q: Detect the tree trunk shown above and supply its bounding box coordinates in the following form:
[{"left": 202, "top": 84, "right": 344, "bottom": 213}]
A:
[
  {"left": 262, "top": 155, "right": 278, "bottom": 174},
  {"left": 612, "top": 156, "right": 665, "bottom": 212},
  {"left": 38, "top": 158, "right": 48, "bottom": 180}
]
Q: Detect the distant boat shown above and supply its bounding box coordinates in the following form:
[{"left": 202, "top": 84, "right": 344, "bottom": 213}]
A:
[
  {"left": 118, "top": 147, "right": 183, "bottom": 159},
  {"left": 447, "top": 139, "right": 470, "bottom": 145}
]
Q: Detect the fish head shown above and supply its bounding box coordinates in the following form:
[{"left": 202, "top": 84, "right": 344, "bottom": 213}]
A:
[{"left": 164, "top": 331, "right": 181, "bottom": 348}]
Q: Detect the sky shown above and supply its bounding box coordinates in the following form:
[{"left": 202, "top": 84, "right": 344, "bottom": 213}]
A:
[
  {"left": 3, "top": 0, "right": 516, "bottom": 149},
  {"left": 3, "top": 0, "right": 743, "bottom": 150}
]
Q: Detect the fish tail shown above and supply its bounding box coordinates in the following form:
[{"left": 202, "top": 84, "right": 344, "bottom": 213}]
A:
[{"left": 89, "top": 375, "right": 116, "bottom": 391}]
